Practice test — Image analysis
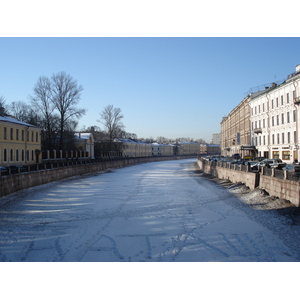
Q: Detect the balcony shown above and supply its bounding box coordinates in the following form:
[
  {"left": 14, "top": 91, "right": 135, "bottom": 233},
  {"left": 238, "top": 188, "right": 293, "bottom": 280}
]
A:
[{"left": 254, "top": 128, "right": 262, "bottom": 134}]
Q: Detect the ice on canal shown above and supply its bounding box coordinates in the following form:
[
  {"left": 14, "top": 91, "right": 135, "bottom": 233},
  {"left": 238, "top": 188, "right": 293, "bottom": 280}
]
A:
[{"left": 0, "top": 159, "right": 299, "bottom": 262}]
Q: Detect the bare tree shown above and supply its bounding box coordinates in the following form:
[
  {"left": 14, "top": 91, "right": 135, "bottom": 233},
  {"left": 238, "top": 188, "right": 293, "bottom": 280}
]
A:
[
  {"left": 31, "top": 76, "right": 57, "bottom": 149},
  {"left": 98, "top": 105, "right": 124, "bottom": 147},
  {"left": 50, "top": 72, "right": 86, "bottom": 150},
  {"left": 8, "top": 101, "right": 39, "bottom": 124},
  {"left": 0, "top": 95, "right": 6, "bottom": 108}
]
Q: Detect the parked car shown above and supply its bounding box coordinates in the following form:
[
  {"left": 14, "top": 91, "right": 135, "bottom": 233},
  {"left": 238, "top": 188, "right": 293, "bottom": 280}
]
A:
[
  {"left": 0, "top": 166, "right": 9, "bottom": 176},
  {"left": 247, "top": 161, "right": 259, "bottom": 171},
  {"left": 272, "top": 163, "right": 287, "bottom": 169},
  {"left": 253, "top": 156, "right": 265, "bottom": 162},
  {"left": 259, "top": 159, "right": 282, "bottom": 168},
  {"left": 283, "top": 164, "right": 300, "bottom": 172}
]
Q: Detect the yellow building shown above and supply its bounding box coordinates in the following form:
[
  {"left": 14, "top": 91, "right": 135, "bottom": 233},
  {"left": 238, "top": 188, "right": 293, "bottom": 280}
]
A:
[
  {"left": 220, "top": 95, "right": 253, "bottom": 158},
  {"left": 177, "top": 142, "right": 200, "bottom": 155},
  {"left": 0, "top": 108, "right": 42, "bottom": 166}
]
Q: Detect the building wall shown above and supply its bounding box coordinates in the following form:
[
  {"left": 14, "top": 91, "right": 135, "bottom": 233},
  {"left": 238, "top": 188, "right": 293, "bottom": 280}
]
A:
[
  {"left": 250, "top": 71, "right": 300, "bottom": 163},
  {"left": 74, "top": 133, "right": 95, "bottom": 158},
  {"left": 178, "top": 142, "right": 200, "bottom": 155},
  {"left": 220, "top": 95, "right": 251, "bottom": 157},
  {"left": 212, "top": 133, "right": 221, "bottom": 144},
  {"left": 0, "top": 121, "right": 41, "bottom": 166},
  {"left": 199, "top": 144, "right": 221, "bottom": 155},
  {"left": 152, "top": 143, "right": 174, "bottom": 156}
]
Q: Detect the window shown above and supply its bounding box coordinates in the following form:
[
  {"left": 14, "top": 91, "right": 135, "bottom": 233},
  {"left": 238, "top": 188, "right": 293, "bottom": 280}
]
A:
[
  {"left": 31, "top": 131, "right": 34, "bottom": 142},
  {"left": 283, "top": 151, "right": 290, "bottom": 160},
  {"left": 26, "top": 150, "right": 29, "bottom": 161},
  {"left": 272, "top": 134, "right": 275, "bottom": 144},
  {"left": 287, "top": 112, "right": 290, "bottom": 123},
  {"left": 272, "top": 116, "right": 274, "bottom": 126},
  {"left": 27, "top": 131, "right": 29, "bottom": 142},
  {"left": 281, "top": 113, "right": 284, "bottom": 124},
  {"left": 31, "top": 150, "right": 34, "bottom": 161},
  {"left": 259, "top": 105, "right": 260, "bottom": 113},
  {"left": 276, "top": 97, "right": 278, "bottom": 107},
  {"left": 16, "top": 149, "right": 19, "bottom": 161},
  {"left": 4, "top": 127, "right": 7, "bottom": 139},
  {"left": 288, "top": 132, "right": 291, "bottom": 143},
  {"left": 36, "top": 132, "right": 38, "bottom": 142},
  {"left": 277, "top": 133, "right": 280, "bottom": 144},
  {"left": 277, "top": 115, "right": 279, "bottom": 125},
  {"left": 282, "top": 132, "right": 285, "bottom": 144},
  {"left": 10, "top": 128, "right": 13, "bottom": 140},
  {"left": 281, "top": 95, "right": 284, "bottom": 105},
  {"left": 22, "top": 149, "right": 24, "bottom": 161},
  {"left": 271, "top": 100, "right": 274, "bottom": 109},
  {"left": 4, "top": 149, "right": 7, "bottom": 162},
  {"left": 263, "top": 135, "right": 265, "bottom": 145},
  {"left": 10, "top": 149, "right": 13, "bottom": 162},
  {"left": 287, "top": 93, "right": 289, "bottom": 103},
  {"left": 263, "top": 103, "right": 265, "bottom": 112},
  {"left": 16, "top": 129, "right": 19, "bottom": 140},
  {"left": 293, "top": 110, "right": 296, "bottom": 122},
  {"left": 273, "top": 151, "right": 280, "bottom": 159},
  {"left": 263, "top": 119, "right": 265, "bottom": 128},
  {"left": 255, "top": 106, "right": 257, "bottom": 114},
  {"left": 22, "top": 130, "right": 24, "bottom": 141},
  {"left": 259, "top": 136, "right": 261, "bottom": 145}
]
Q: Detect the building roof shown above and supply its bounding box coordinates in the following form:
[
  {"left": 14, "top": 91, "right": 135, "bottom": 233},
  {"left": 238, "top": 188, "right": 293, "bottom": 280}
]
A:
[
  {"left": 0, "top": 115, "right": 40, "bottom": 129},
  {"left": 74, "top": 132, "right": 94, "bottom": 141},
  {"left": 114, "top": 138, "right": 137, "bottom": 144}
]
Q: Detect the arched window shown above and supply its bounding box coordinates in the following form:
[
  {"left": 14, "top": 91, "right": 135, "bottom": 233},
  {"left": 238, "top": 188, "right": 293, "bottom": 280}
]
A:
[
  {"left": 16, "top": 149, "right": 19, "bottom": 162},
  {"left": 22, "top": 149, "right": 25, "bottom": 161},
  {"left": 10, "top": 149, "right": 14, "bottom": 162},
  {"left": 31, "top": 150, "right": 34, "bottom": 161},
  {"left": 4, "top": 149, "right": 7, "bottom": 162},
  {"left": 26, "top": 150, "right": 29, "bottom": 161}
]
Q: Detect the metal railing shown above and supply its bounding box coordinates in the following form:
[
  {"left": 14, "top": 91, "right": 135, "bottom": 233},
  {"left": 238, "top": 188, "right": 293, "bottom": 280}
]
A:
[{"left": 200, "top": 158, "right": 300, "bottom": 181}]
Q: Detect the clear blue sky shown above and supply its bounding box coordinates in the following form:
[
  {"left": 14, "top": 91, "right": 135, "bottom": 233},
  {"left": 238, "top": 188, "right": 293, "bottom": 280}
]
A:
[{"left": 1, "top": 37, "right": 300, "bottom": 142}]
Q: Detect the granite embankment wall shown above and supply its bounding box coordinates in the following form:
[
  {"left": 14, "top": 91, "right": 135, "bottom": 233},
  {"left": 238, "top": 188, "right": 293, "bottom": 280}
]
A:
[
  {"left": 0, "top": 156, "right": 195, "bottom": 200},
  {"left": 197, "top": 158, "right": 300, "bottom": 207},
  {"left": 259, "top": 175, "right": 300, "bottom": 207}
]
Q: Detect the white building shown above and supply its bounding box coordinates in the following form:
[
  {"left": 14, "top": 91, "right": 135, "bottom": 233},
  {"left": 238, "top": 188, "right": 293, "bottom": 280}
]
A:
[
  {"left": 249, "top": 65, "right": 300, "bottom": 163},
  {"left": 74, "top": 132, "right": 95, "bottom": 158},
  {"left": 212, "top": 133, "right": 221, "bottom": 145},
  {"left": 152, "top": 142, "right": 174, "bottom": 156}
]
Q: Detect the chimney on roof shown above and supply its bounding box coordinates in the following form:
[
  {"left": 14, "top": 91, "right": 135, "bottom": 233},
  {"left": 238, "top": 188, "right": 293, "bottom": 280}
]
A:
[
  {"left": 272, "top": 82, "right": 277, "bottom": 88},
  {"left": 265, "top": 86, "right": 269, "bottom": 90},
  {"left": 0, "top": 106, "right": 5, "bottom": 117}
]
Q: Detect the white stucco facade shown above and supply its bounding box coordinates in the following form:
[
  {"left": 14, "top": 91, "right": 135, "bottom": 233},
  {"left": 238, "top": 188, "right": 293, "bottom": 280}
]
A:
[{"left": 249, "top": 65, "right": 300, "bottom": 163}]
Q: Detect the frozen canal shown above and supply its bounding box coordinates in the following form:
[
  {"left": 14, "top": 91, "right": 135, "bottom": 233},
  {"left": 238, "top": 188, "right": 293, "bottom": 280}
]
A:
[{"left": 0, "top": 158, "right": 299, "bottom": 262}]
